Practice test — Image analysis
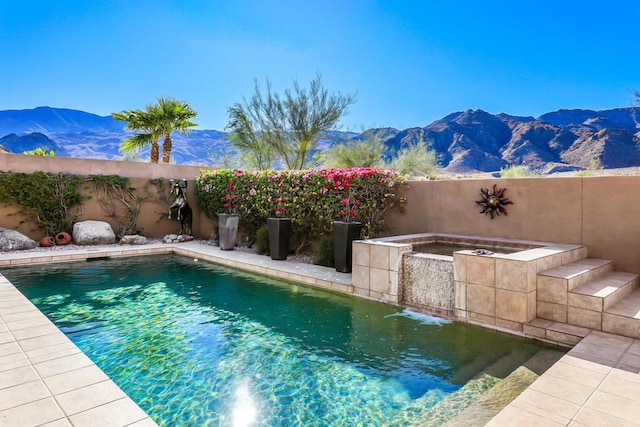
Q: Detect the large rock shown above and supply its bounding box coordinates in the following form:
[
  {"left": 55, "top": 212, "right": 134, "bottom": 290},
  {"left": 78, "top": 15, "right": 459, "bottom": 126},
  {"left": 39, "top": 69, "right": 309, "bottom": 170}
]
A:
[
  {"left": 119, "top": 235, "right": 147, "bottom": 245},
  {"left": 0, "top": 228, "right": 37, "bottom": 251},
  {"left": 72, "top": 221, "right": 116, "bottom": 245}
]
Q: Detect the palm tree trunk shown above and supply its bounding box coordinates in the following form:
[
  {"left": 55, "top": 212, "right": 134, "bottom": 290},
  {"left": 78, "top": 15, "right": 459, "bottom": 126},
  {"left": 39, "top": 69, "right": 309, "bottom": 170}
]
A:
[
  {"left": 162, "top": 133, "right": 172, "bottom": 164},
  {"left": 150, "top": 141, "right": 160, "bottom": 163}
]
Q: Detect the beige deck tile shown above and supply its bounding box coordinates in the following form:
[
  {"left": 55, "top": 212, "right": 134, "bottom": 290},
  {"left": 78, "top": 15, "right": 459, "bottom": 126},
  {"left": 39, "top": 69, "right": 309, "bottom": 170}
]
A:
[
  {"left": 610, "top": 367, "right": 640, "bottom": 385},
  {"left": 486, "top": 405, "right": 564, "bottom": 426},
  {"left": 560, "top": 355, "right": 613, "bottom": 375},
  {"left": 44, "top": 364, "right": 110, "bottom": 395},
  {"left": 598, "top": 374, "right": 640, "bottom": 402},
  {"left": 1, "top": 308, "right": 45, "bottom": 322},
  {"left": 0, "top": 365, "right": 38, "bottom": 389},
  {"left": 584, "top": 389, "right": 640, "bottom": 423},
  {"left": 69, "top": 397, "right": 149, "bottom": 427},
  {"left": 18, "top": 332, "right": 71, "bottom": 352},
  {"left": 26, "top": 342, "right": 82, "bottom": 364},
  {"left": 40, "top": 418, "right": 73, "bottom": 427},
  {"left": 127, "top": 418, "right": 159, "bottom": 426},
  {"left": 0, "top": 341, "right": 22, "bottom": 357},
  {"left": 511, "top": 388, "right": 580, "bottom": 423},
  {"left": 11, "top": 323, "right": 60, "bottom": 340},
  {"left": 55, "top": 380, "right": 127, "bottom": 416},
  {"left": 0, "top": 332, "right": 12, "bottom": 345},
  {"left": 0, "top": 351, "right": 29, "bottom": 372},
  {"left": 0, "top": 397, "right": 65, "bottom": 427},
  {"left": 572, "top": 406, "right": 638, "bottom": 427},
  {"left": 529, "top": 374, "right": 595, "bottom": 405},
  {"left": 628, "top": 340, "right": 640, "bottom": 356},
  {"left": 0, "top": 380, "right": 51, "bottom": 411},
  {"left": 544, "top": 359, "right": 607, "bottom": 388},
  {"left": 33, "top": 352, "right": 95, "bottom": 378},
  {"left": 5, "top": 315, "right": 54, "bottom": 331}
]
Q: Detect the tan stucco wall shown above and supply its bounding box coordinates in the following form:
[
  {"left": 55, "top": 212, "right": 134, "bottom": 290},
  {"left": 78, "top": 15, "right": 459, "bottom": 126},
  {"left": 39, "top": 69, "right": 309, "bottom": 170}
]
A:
[
  {"left": 386, "top": 176, "right": 640, "bottom": 274},
  {"left": 0, "top": 153, "right": 216, "bottom": 240},
  {"left": 2, "top": 153, "right": 639, "bottom": 275}
]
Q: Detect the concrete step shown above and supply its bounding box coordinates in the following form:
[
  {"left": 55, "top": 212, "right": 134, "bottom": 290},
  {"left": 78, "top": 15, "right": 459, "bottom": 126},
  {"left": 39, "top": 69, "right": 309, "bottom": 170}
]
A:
[
  {"left": 538, "top": 258, "right": 614, "bottom": 293},
  {"left": 603, "top": 287, "right": 640, "bottom": 339}
]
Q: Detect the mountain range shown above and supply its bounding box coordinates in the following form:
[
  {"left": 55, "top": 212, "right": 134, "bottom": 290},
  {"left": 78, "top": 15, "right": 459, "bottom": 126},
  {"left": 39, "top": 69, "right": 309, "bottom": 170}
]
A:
[{"left": 1, "top": 106, "right": 639, "bottom": 173}]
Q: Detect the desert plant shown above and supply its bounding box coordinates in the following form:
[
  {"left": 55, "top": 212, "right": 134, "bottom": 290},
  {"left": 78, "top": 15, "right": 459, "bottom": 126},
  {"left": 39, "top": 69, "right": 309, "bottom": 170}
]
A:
[
  {"left": 226, "top": 73, "right": 357, "bottom": 170},
  {"left": 23, "top": 148, "right": 55, "bottom": 156},
  {"left": 388, "top": 140, "right": 439, "bottom": 177},
  {"left": 500, "top": 165, "right": 540, "bottom": 178},
  {"left": 319, "top": 129, "right": 385, "bottom": 169}
]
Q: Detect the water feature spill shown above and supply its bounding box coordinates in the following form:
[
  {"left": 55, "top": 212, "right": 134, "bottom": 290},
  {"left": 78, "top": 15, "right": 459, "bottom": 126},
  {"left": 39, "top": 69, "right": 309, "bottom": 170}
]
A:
[{"left": 401, "top": 254, "right": 454, "bottom": 314}]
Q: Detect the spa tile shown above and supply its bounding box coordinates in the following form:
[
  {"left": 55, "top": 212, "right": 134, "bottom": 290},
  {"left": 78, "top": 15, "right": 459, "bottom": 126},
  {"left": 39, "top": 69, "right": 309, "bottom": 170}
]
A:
[
  {"left": 537, "top": 276, "right": 567, "bottom": 304},
  {"left": 495, "top": 259, "right": 530, "bottom": 292},
  {"left": 466, "top": 283, "right": 495, "bottom": 317},
  {"left": 568, "top": 306, "right": 602, "bottom": 330},
  {"left": 537, "top": 301, "right": 567, "bottom": 323},
  {"left": 466, "top": 255, "right": 495, "bottom": 287},
  {"left": 351, "top": 265, "right": 369, "bottom": 290},
  {"left": 496, "top": 288, "right": 529, "bottom": 323},
  {"left": 453, "top": 254, "right": 467, "bottom": 282},
  {"left": 370, "top": 245, "right": 390, "bottom": 270}
]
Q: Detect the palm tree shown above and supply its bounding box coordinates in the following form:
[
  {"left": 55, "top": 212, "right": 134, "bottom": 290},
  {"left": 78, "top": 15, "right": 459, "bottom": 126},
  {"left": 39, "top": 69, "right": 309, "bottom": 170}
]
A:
[
  {"left": 113, "top": 97, "right": 197, "bottom": 164},
  {"left": 154, "top": 97, "right": 198, "bottom": 164},
  {"left": 112, "top": 109, "right": 162, "bottom": 163}
]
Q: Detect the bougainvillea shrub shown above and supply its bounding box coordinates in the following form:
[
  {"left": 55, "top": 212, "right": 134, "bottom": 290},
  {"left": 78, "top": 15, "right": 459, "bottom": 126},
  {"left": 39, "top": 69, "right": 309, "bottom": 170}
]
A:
[{"left": 195, "top": 168, "right": 406, "bottom": 251}]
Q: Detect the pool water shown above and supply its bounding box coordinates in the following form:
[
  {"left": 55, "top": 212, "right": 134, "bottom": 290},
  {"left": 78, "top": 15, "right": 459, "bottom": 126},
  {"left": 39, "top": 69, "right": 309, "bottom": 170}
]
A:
[{"left": 5, "top": 255, "right": 552, "bottom": 426}]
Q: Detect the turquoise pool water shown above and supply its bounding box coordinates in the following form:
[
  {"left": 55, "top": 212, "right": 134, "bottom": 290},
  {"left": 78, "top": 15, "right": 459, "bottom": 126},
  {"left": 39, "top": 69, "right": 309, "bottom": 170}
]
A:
[{"left": 5, "top": 255, "right": 552, "bottom": 426}]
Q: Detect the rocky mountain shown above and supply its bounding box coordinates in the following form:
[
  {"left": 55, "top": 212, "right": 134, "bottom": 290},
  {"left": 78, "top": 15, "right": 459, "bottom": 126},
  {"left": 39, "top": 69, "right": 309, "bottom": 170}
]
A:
[{"left": 1, "top": 106, "right": 639, "bottom": 172}]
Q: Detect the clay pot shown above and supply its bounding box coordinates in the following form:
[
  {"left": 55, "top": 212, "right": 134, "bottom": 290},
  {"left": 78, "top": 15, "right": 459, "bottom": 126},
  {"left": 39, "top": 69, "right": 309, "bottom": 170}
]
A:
[
  {"left": 39, "top": 236, "right": 55, "bottom": 247},
  {"left": 55, "top": 232, "right": 72, "bottom": 245}
]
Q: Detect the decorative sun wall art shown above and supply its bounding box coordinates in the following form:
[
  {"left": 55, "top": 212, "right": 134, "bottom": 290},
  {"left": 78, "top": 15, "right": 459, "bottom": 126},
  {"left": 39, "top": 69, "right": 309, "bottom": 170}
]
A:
[{"left": 476, "top": 184, "right": 513, "bottom": 219}]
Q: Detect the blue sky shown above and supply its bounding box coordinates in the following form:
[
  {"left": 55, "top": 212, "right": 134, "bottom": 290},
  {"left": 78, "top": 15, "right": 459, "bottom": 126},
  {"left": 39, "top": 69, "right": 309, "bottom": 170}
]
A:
[{"left": 2, "top": 0, "right": 639, "bottom": 130}]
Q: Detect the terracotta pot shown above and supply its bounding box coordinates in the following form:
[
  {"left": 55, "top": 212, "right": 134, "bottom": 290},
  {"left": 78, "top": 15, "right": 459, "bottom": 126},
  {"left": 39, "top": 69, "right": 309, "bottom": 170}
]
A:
[
  {"left": 39, "top": 236, "right": 55, "bottom": 247},
  {"left": 55, "top": 232, "right": 72, "bottom": 245}
]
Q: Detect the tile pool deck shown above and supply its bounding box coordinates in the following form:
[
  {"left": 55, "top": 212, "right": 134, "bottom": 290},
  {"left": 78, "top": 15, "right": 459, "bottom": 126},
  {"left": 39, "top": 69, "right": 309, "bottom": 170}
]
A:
[{"left": 1, "top": 241, "right": 639, "bottom": 426}]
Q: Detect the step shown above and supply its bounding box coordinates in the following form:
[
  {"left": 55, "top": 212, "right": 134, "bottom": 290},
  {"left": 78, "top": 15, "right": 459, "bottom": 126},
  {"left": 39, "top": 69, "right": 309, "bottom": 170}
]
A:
[
  {"left": 523, "top": 318, "right": 591, "bottom": 346},
  {"left": 602, "top": 287, "right": 640, "bottom": 339},
  {"left": 538, "top": 258, "right": 614, "bottom": 292},
  {"left": 569, "top": 272, "right": 639, "bottom": 311}
]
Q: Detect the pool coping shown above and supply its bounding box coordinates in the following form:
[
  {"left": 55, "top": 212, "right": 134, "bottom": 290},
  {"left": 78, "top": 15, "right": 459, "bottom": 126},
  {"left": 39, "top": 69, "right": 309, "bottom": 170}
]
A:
[{"left": 1, "top": 242, "right": 640, "bottom": 426}]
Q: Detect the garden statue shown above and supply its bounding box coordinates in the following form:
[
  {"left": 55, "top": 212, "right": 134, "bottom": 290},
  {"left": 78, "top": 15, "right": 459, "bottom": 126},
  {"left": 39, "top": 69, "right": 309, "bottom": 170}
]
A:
[{"left": 169, "top": 179, "right": 193, "bottom": 235}]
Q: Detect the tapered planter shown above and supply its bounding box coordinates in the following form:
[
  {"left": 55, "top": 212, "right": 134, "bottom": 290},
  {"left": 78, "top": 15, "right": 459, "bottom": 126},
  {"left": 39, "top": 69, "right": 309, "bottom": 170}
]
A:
[
  {"left": 218, "top": 213, "right": 239, "bottom": 250},
  {"left": 268, "top": 218, "right": 292, "bottom": 260},
  {"left": 333, "top": 221, "right": 362, "bottom": 273}
]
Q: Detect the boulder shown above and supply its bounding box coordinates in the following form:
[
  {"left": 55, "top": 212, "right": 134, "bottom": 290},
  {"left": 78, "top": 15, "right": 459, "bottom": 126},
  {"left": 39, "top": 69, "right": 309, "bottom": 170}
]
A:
[
  {"left": 0, "top": 228, "right": 38, "bottom": 251},
  {"left": 119, "top": 235, "right": 147, "bottom": 245},
  {"left": 162, "top": 234, "right": 194, "bottom": 243},
  {"left": 72, "top": 221, "right": 116, "bottom": 245}
]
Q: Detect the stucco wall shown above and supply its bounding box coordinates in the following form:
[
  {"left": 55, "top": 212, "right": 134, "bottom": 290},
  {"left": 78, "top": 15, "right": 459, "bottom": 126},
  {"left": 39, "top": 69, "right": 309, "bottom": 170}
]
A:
[
  {"left": 2, "top": 153, "right": 639, "bottom": 275},
  {"left": 0, "top": 153, "right": 216, "bottom": 240},
  {"left": 385, "top": 176, "right": 640, "bottom": 274}
]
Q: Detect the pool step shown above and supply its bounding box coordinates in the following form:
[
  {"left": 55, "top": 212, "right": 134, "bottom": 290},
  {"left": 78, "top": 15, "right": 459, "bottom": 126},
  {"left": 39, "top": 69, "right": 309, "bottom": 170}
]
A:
[{"left": 523, "top": 319, "right": 591, "bottom": 346}]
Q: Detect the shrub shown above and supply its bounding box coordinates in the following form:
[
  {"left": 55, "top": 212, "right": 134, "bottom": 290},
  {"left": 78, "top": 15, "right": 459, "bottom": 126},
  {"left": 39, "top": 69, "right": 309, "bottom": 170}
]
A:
[
  {"left": 500, "top": 165, "right": 540, "bottom": 178},
  {"left": 195, "top": 167, "right": 406, "bottom": 252},
  {"left": 255, "top": 224, "right": 270, "bottom": 255},
  {"left": 314, "top": 236, "right": 335, "bottom": 267}
]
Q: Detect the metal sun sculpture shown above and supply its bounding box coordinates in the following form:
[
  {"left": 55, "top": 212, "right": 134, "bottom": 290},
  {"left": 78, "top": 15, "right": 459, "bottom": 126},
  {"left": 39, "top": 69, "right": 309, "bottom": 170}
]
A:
[{"left": 476, "top": 184, "right": 513, "bottom": 219}]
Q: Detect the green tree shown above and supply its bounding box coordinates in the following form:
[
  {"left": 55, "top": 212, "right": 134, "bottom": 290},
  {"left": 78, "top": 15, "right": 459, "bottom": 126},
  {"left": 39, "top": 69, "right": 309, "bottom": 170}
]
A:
[
  {"left": 155, "top": 97, "right": 198, "bottom": 164},
  {"left": 112, "top": 108, "right": 162, "bottom": 163},
  {"left": 24, "top": 147, "right": 55, "bottom": 156},
  {"left": 318, "top": 128, "right": 386, "bottom": 168},
  {"left": 227, "top": 74, "right": 357, "bottom": 170},
  {"left": 388, "top": 140, "right": 440, "bottom": 177},
  {"left": 113, "top": 97, "right": 197, "bottom": 164}
]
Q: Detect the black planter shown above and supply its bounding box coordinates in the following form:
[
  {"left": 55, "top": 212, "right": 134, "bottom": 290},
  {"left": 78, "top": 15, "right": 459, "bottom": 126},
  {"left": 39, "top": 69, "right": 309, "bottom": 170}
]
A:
[
  {"left": 268, "top": 218, "right": 292, "bottom": 260},
  {"left": 333, "top": 221, "right": 362, "bottom": 273},
  {"left": 218, "top": 213, "right": 239, "bottom": 250}
]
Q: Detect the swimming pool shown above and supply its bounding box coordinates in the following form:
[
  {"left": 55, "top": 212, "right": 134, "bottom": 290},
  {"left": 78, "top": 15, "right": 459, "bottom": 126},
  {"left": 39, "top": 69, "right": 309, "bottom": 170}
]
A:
[{"left": 4, "top": 255, "right": 556, "bottom": 426}]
